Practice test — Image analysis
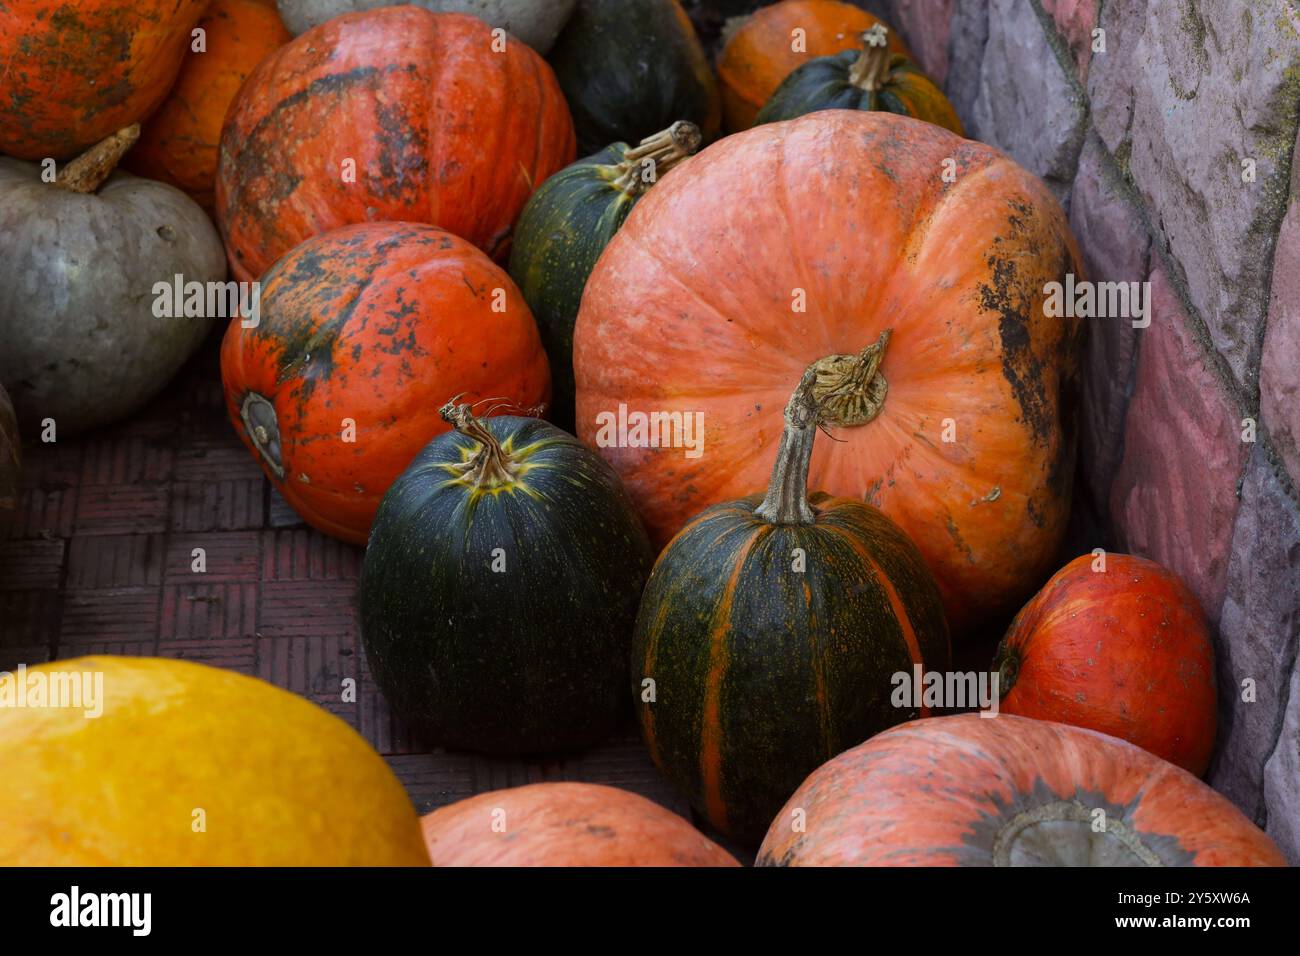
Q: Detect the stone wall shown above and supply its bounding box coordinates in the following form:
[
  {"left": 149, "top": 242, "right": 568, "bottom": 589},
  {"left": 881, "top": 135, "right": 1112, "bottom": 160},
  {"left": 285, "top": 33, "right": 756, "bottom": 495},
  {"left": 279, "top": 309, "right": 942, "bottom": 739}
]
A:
[{"left": 867, "top": 0, "right": 1300, "bottom": 861}]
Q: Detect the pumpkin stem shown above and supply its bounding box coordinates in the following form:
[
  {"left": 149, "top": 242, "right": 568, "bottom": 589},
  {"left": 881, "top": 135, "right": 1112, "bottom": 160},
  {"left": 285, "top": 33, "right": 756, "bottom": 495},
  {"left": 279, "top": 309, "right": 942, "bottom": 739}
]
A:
[
  {"left": 240, "top": 393, "right": 285, "bottom": 480},
  {"left": 439, "top": 400, "right": 520, "bottom": 489},
  {"left": 54, "top": 124, "right": 141, "bottom": 194},
  {"left": 847, "top": 25, "right": 893, "bottom": 92},
  {"left": 808, "top": 329, "right": 893, "bottom": 427},
  {"left": 754, "top": 369, "right": 822, "bottom": 525},
  {"left": 611, "top": 121, "right": 703, "bottom": 195}
]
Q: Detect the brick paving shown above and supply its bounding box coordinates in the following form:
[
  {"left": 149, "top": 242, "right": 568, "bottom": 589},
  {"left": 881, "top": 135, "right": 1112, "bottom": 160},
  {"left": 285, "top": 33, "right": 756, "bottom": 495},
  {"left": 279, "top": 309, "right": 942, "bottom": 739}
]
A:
[{"left": 0, "top": 335, "right": 708, "bottom": 842}]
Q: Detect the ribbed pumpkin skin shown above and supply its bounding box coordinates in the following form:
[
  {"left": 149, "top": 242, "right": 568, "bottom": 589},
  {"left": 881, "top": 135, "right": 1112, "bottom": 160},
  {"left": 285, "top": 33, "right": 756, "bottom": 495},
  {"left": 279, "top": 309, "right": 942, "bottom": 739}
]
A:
[
  {"left": 994, "top": 553, "right": 1217, "bottom": 775},
  {"left": 215, "top": 8, "right": 576, "bottom": 282},
  {"left": 718, "top": 0, "right": 909, "bottom": 132},
  {"left": 220, "top": 222, "right": 550, "bottom": 545},
  {"left": 757, "top": 714, "right": 1287, "bottom": 867},
  {"left": 421, "top": 783, "right": 739, "bottom": 866},
  {"left": 756, "top": 49, "right": 962, "bottom": 134},
  {"left": 0, "top": 384, "right": 19, "bottom": 535},
  {"left": 635, "top": 491, "right": 950, "bottom": 844},
  {"left": 0, "top": 0, "right": 209, "bottom": 159},
  {"left": 574, "top": 112, "right": 1084, "bottom": 635},
  {"left": 127, "top": 0, "right": 292, "bottom": 210},
  {"left": 360, "top": 417, "right": 653, "bottom": 755},
  {"left": 548, "top": 0, "right": 719, "bottom": 155}
]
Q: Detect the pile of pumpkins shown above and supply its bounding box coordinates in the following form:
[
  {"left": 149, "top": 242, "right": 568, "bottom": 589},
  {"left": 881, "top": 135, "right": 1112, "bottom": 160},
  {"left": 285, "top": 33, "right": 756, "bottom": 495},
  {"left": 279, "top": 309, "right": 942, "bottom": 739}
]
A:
[{"left": 0, "top": 0, "right": 1286, "bottom": 867}]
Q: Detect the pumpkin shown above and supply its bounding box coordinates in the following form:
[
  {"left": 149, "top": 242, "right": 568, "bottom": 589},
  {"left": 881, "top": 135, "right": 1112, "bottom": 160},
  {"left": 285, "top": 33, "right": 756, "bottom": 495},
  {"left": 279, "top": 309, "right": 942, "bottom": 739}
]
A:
[
  {"left": 756, "top": 25, "right": 962, "bottom": 134},
  {"left": 420, "top": 783, "right": 739, "bottom": 866},
  {"left": 548, "top": 0, "right": 720, "bottom": 156},
  {"left": 508, "top": 121, "right": 702, "bottom": 432},
  {"left": 717, "top": 0, "right": 910, "bottom": 132},
  {"left": 757, "top": 713, "right": 1287, "bottom": 866},
  {"left": 574, "top": 111, "right": 1084, "bottom": 635},
  {"left": 215, "top": 7, "right": 575, "bottom": 282},
  {"left": 220, "top": 222, "right": 549, "bottom": 545},
  {"left": 0, "top": 384, "right": 19, "bottom": 535},
  {"left": 633, "top": 368, "right": 950, "bottom": 844},
  {"left": 360, "top": 401, "right": 653, "bottom": 754},
  {"left": 0, "top": 657, "right": 430, "bottom": 865},
  {"left": 276, "top": 0, "right": 578, "bottom": 52},
  {"left": 0, "top": 0, "right": 209, "bottom": 160},
  {"left": 0, "top": 126, "right": 227, "bottom": 436},
  {"left": 993, "top": 553, "right": 1217, "bottom": 776},
  {"left": 127, "top": 0, "right": 292, "bottom": 210}
]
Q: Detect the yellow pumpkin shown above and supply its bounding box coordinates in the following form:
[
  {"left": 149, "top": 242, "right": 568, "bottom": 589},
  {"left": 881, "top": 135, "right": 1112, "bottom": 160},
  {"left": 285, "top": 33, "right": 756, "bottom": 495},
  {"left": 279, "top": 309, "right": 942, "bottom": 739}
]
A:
[{"left": 0, "top": 657, "right": 429, "bottom": 865}]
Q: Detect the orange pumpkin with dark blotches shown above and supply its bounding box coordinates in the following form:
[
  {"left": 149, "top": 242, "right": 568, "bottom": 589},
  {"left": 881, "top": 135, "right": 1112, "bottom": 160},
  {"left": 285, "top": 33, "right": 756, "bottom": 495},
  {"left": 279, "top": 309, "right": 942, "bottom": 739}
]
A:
[
  {"left": 758, "top": 714, "right": 1286, "bottom": 866},
  {"left": 220, "top": 222, "right": 550, "bottom": 545},
  {"left": 993, "top": 553, "right": 1217, "bottom": 775},
  {"left": 574, "top": 111, "right": 1084, "bottom": 635},
  {"left": 127, "top": 0, "right": 292, "bottom": 210},
  {"left": 717, "top": 0, "right": 911, "bottom": 131},
  {"left": 0, "top": 0, "right": 209, "bottom": 159},
  {"left": 420, "top": 783, "right": 739, "bottom": 867},
  {"left": 215, "top": 7, "right": 576, "bottom": 282}
]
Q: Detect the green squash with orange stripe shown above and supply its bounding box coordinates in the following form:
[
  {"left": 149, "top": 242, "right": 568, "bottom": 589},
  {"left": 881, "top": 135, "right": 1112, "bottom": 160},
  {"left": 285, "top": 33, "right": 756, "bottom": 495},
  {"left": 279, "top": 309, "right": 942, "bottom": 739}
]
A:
[
  {"left": 755, "top": 24, "right": 961, "bottom": 134},
  {"left": 632, "top": 358, "right": 951, "bottom": 843}
]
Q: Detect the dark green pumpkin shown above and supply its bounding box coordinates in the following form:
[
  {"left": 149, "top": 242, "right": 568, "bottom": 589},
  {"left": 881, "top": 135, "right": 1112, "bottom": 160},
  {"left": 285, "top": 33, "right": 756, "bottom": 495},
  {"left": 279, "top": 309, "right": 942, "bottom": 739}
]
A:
[
  {"left": 548, "top": 0, "right": 721, "bottom": 155},
  {"left": 360, "top": 402, "right": 654, "bottom": 755},
  {"left": 756, "top": 24, "right": 963, "bottom": 135},
  {"left": 508, "top": 121, "right": 701, "bottom": 432},
  {"left": 632, "top": 358, "right": 951, "bottom": 843}
]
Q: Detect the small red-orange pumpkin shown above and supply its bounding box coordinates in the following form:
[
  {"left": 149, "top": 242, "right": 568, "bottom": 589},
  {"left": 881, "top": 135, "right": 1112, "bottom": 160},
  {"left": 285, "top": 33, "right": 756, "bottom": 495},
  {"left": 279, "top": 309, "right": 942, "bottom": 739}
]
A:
[
  {"left": 220, "top": 222, "right": 550, "bottom": 545},
  {"left": 127, "top": 0, "right": 292, "bottom": 210},
  {"left": 420, "top": 783, "right": 739, "bottom": 866},
  {"left": 758, "top": 714, "right": 1287, "bottom": 866},
  {"left": 992, "top": 553, "right": 1217, "bottom": 775},
  {"left": 216, "top": 7, "right": 576, "bottom": 282},
  {"left": 0, "top": 0, "right": 209, "bottom": 159}
]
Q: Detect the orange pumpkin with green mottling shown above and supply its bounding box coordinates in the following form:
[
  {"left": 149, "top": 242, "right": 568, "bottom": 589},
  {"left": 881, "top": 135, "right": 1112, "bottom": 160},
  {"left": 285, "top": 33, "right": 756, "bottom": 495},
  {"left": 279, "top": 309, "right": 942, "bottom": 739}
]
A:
[
  {"left": 575, "top": 111, "right": 1084, "bottom": 635},
  {"left": 717, "top": 0, "right": 911, "bottom": 131},
  {"left": 219, "top": 222, "right": 550, "bottom": 545},
  {"left": 757, "top": 714, "right": 1286, "bottom": 866},
  {"left": 215, "top": 7, "right": 575, "bottom": 282},
  {"left": 0, "top": 0, "right": 209, "bottom": 160},
  {"left": 127, "top": 0, "right": 292, "bottom": 210},
  {"left": 993, "top": 553, "right": 1217, "bottom": 775}
]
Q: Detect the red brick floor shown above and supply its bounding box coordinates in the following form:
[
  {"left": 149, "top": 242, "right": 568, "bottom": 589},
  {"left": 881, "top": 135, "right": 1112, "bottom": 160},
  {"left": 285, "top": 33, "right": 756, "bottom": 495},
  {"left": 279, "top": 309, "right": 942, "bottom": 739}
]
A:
[{"left": 0, "top": 335, "right": 711, "bottom": 845}]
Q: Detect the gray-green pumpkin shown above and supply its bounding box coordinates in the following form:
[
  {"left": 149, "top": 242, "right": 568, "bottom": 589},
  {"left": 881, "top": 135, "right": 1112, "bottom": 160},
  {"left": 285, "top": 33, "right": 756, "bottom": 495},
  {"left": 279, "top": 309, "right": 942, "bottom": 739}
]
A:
[
  {"left": 0, "top": 125, "right": 226, "bottom": 435},
  {"left": 276, "top": 0, "right": 576, "bottom": 52}
]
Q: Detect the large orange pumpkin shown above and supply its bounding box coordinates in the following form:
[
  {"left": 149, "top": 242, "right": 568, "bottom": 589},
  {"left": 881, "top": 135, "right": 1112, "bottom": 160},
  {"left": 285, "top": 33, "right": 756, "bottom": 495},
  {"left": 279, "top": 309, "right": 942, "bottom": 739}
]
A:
[
  {"left": 574, "top": 112, "right": 1084, "bottom": 634},
  {"left": 0, "top": 0, "right": 209, "bottom": 160},
  {"left": 993, "top": 553, "right": 1217, "bottom": 775},
  {"left": 420, "top": 783, "right": 739, "bottom": 866},
  {"left": 717, "top": 0, "right": 911, "bottom": 131},
  {"left": 757, "top": 714, "right": 1287, "bottom": 866},
  {"left": 220, "top": 222, "right": 550, "bottom": 545},
  {"left": 127, "top": 0, "right": 292, "bottom": 210},
  {"left": 215, "top": 7, "right": 576, "bottom": 282}
]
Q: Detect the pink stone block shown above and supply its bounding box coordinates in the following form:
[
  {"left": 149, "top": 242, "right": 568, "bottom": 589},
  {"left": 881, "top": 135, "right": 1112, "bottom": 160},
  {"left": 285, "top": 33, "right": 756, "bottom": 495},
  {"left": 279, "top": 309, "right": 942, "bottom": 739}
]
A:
[
  {"left": 888, "top": 0, "right": 955, "bottom": 85},
  {"left": 1108, "top": 264, "right": 1249, "bottom": 621},
  {"left": 1260, "top": 184, "right": 1300, "bottom": 488},
  {"left": 1040, "top": 0, "right": 1097, "bottom": 79}
]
